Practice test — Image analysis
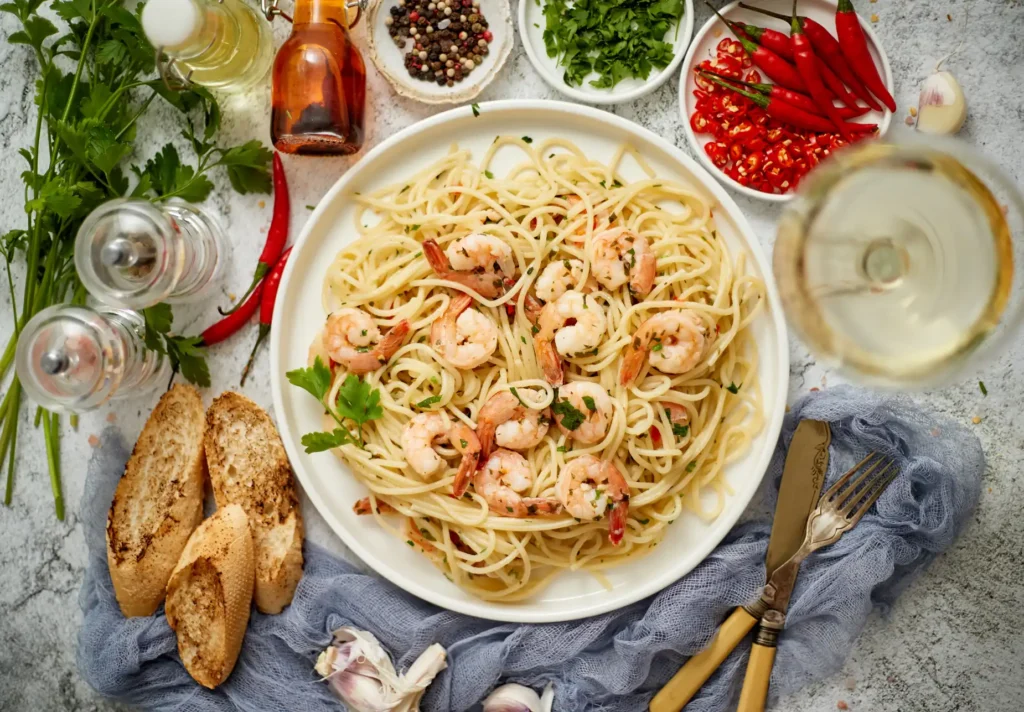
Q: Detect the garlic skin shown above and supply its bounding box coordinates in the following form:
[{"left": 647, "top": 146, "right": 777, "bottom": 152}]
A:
[
  {"left": 482, "top": 683, "right": 554, "bottom": 712},
  {"left": 316, "top": 627, "right": 448, "bottom": 712},
  {"left": 916, "top": 71, "right": 967, "bottom": 135}
]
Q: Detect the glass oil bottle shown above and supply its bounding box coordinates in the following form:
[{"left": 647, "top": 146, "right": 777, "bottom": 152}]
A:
[
  {"left": 141, "top": 0, "right": 274, "bottom": 91},
  {"left": 270, "top": 0, "right": 367, "bottom": 155}
]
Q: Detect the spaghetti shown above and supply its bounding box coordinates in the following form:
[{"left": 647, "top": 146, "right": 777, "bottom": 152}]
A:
[{"left": 306, "top": 137, "right": 766, "bottom": 601}]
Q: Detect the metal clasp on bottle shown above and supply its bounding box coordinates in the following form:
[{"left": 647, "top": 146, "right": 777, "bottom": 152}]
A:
[{"left": 260, "top": 0, "right": 368, "bottom": 25}]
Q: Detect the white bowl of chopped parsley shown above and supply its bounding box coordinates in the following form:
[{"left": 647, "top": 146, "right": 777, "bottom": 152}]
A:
[{"left": 519, "top": 0, "right": 694, "bottom": 104}]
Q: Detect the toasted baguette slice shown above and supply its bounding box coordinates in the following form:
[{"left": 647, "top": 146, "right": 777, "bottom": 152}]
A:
[
  {"left": 205, "top": 392, "right": 304, "bottom": 614},
  {"left": 165, "top": 504, "right": 254, "bottom": 689},
  {"left": 106, "top": 384, "right": 206, "bottom": 617}
]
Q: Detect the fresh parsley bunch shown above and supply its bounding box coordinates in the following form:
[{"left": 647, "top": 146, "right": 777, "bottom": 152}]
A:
[
  {"left": 0, "top": 0, "right": 272, "bottom": 517},
  {"left": 541, "top": 0, "right": 684, "bottom": 89}
]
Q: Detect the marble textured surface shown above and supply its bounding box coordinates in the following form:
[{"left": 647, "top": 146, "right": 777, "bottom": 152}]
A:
[{"left": 1, "top": 0, "right": 1023, "bottom": 710}]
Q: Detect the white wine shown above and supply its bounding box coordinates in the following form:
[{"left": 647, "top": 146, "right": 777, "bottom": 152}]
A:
[
  {"left": 142, "top": 0, "right": 274, "bottom": 91},
  {"left": 775, "top": 141, "right": 1020, "bottom": 387}
]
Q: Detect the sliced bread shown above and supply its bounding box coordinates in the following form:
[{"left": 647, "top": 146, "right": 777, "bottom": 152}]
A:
[
  {"left": 106, "top": 384, "right": 206, "bottom": 617},
  {"left": 165, "top": 503, "right": 254, "bottom": 689},
  {"left": 204, "top": 392, "right": 304, "bottom": 614}
]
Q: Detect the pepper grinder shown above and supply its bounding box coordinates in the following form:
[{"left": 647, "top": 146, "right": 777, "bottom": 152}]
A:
[
  {"left": 15, "top": 305, "right": 171, "bottom": 413},
  {"left": 75, "top": 198, "right": 229, "bottom": 310}
]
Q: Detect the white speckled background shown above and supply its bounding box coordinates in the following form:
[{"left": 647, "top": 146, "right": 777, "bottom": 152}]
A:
[{"left": 1, "top": 0, "right": 1023, "bottom": 710}]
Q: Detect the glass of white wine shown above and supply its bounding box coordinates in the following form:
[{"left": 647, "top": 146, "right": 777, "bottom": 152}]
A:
[{"left": 774, "top": 131, "right": 1024, "bottom": 388}]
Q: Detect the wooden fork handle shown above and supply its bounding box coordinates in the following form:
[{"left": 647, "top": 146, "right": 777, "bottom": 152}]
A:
[
  {"left": 649, "top": 607, "right": 758, "bottom": 712},
  {"left": 736, "top": 642, "right": 776, "bottom": 712}
]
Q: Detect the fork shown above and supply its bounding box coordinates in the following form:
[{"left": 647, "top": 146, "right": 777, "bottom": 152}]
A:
[{"left": 735, "top": 452, "right": 899, "bottom": 712}]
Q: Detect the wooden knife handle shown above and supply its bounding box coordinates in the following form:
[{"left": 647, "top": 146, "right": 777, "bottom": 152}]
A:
[
  {"left": 736, "top": 642, "right": 776, "bottom": 712},
  {"left": 649, "top": 607, "right": 758, "bottom": 712}
]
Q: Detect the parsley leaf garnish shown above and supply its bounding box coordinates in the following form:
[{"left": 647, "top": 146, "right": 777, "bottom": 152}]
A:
[
  {"left": 471, "top": 103, "right": 481, "bottom": 117},
  {"left": 582, "top": 395, "right": 597, "bottom": 412},
  {"left": 484, "top": 170, "right": 494, "bottom": 179},
  {"left": 726, "top": 382, "right": 741, "bottom": 394},
  {"left": 522, "top": 136, "right": 533, "bottom": 143},
  {"left": 286, "top": 358, "right": 384, "bottom": 450},
  {"left": 672, "top": 423, "right": 689, "bottom": 438},
  {"left": 141, "top": 304, "right": 210, "bottom": 387}
]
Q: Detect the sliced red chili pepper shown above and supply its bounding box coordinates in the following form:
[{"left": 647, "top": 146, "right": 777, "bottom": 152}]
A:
[
  {"left": 693, "top": 89, "right": 711, "bottom": 105},
  {"left": 707, "top": 55, "right": 742, "bottom": 79},
  {"left": 766, "top": 127, "right": 786, "bottom": 143},
  {"left": 726, "top": 164, "right": 751, "bottom": 187},
  {"left": 746, "top": 136, "right": 768, "bottom": 153},
  {"left": 690, "top": 110, "right": 713, "bottom": 134},
  {"left": 694, "top": 72, "right": 719, "bottom": 94},
  {"left": 744, "top": 69, "right": 762, "bottom": 83},
  {"left": 650, "top": 425, "right": 662, "bottom": 446},
  {"left": 728, "top": 142, "right": 744, "bottom": 163},
  {"left": 727, "top": 119, "right": 757, "bottom": 143},
  {"left": 703, "top": 141, "right": 730, "bottom": 168},
  {"left": 743, "top": 152, "right": 764, "bottom": 174}
]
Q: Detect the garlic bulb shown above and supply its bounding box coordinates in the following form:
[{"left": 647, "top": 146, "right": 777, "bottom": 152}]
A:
[
  {"left": 916, "top": 71, "right": 967, "bottom": 135},
  {"left": 315, "top": 627, "right": 447, "bottom": 712},
  {"left": 482, "top": 683, "right": 554, "bottom": 712}
]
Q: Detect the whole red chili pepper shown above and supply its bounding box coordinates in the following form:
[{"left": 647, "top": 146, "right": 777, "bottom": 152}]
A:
[
  {"left": 220, "top": 152, "right": 290, "bottom": 315},
  {"left": 701, "top": 71, "right": 869, "bottom": 119},
  {"left": 200, "top": 282, "right": 264, "bottom": 346},
  {"left": 789, "top": 0, "right": 851, "bottom": 139},
  {"left": 240, "top": 247, "right": 293, "bottom": 385},
  {"left": 834, "top": 0, "right": 896, "bottom": 111},
  {"left": 818, "top": 59, "right": 862, "bottom": 109},
  {"left": 739, "top": 2, "right": 882, "bottom": 111},
  {"left": 705, "top": 75, "right": 877, "bottom": 135},
  {"left": 707, "top": 4, "right": 807, "bottom": 92}
]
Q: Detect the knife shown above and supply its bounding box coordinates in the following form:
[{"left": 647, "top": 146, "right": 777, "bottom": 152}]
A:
[{"left": 649, "top": 420, "right": 831, "bottom": 712}]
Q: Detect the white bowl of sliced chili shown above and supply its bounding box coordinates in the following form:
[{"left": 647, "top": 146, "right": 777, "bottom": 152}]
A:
[
  {"left": 679, "top": 0, "right": 893, "bottom": 202},
  {"left": 519, "top": 0, "right": 694, "bottom": 105}
]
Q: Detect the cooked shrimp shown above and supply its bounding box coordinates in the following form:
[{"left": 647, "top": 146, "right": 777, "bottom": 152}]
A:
[
  {"left": 353, "top": 497, "right": 397, "bottom": 515},
  {"left": 620, "top": 310, "right": 706, "bottom": 386},
  {"left": 423, "top": 234, "right": 515, "bottom": 298},
  {"left": 533, "top": 291, "right": 606, "bottom": 386},
  {"left": 431, "top": 293, "right": 499, "bottom": 369},
  {"left": 662, "top": 402, "right": 690, "bottom": 430},
  {"left": 589, "top": 228, "right": 656, "bottom": 297},
  {"left": 552, "top": 381, "right": 613, "bottom": 445},
  {"left": 474, "top": 449, "right": 561, "bottom": 517},
  {"left": 523, "top": 293, "right": 545, "bottom": 326},
  {"left": 556, "top": 455, "right": 630, "bottom": 545},
  {"left": 449, "top": 422, "right": 481, "bottom": 497},
  {"left": 535, "top": 258, "right": 597, "bottom": 303},
  {"left": 324, "top": 308, "right": 411, "bottom": 374},
  {"left": 401, "top": 411, "right": 452, "bottom": 477},
  {"left": 477, "top": 391, "right": 550, "bottom": 459}
]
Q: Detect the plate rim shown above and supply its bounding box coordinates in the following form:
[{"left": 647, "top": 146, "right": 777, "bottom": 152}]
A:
[
  {"left": 269, "top": 99, "right": 790, "bottom": 622},
  {"left": 516, "top": 0, "right": 695, "bottom": 105},
  {"left": 677, "top": 0, "right": 895, "bottom": 203}
]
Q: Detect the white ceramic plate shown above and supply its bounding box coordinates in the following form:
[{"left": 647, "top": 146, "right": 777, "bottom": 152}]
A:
[
  {"left": 679, "top": 0, "right": 893, "bottom": 203},
  {"left": 518, "top": 0, "right": 694, "bottom": 105},
  {"left": 269, "top": 100, "right": 789, "bottom": 623},
  {"left": 366, "top": 0, "right": 513, "bottom": 104}
]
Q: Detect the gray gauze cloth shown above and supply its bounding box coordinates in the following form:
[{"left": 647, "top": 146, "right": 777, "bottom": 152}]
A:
[{"left": 78, "top": 385, "right": 983, "bottom": 711}]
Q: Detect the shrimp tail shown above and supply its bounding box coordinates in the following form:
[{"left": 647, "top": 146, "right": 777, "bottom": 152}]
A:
[
  {"left": 375, "top": 319, "right": 410, "bottom": 359},
  {"left": 450, "top": 423, "right": 481, "bottom": 497},
  {"left": 423, "top": 239, "right": 452, "bottom": 275},
  {"left": 523, "top": 294, "right": 545, "bottom": 326},
  {"left": 535, "top": 338, "right": 564, "bottom": 386},
  {"left": 608, "top": 501, "right": 627, "bottom": 546},
  {"left": 629, "top": 251, "right": 657, "bottom": 297},
  {"left": 619, "top": 343, "right": 647, "bottom": 386},
  {"left": 353, "top": 496, "right": 397, "bottom": 516}
]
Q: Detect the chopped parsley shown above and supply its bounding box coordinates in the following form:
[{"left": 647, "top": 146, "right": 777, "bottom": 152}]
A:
[
  {"left": 686, "top": 461, "right": 696, "bottom": 472},
  {"left": 979, "top": 381, "right": 988, "bottom": 396},
  {"left": 471, "top": 103, "right": 481, "bottom": 117},
  {"left": 557, "top": 445, "right": 568, "bottom": 453},
  {"left": 652, "top": 342, "right": 663, "bottom": 352},
  {"left": 419, "top": 528, "right": 436, "bottom": 541},
  {"left": 582, "top": 395, "right": 597, "bottom": 412},
  {"left": 522, "top": 136, "right": 534, "bottom": 143},
  {"left": 484, "top": 170, "right": 495, "bottom": 179},
  {"left": 415, "top": 395, "right": 442, "bottom": 409},
  {"left": 509, "top": 387, "right": 528, "bottom": 406},
  {"left": 541, "top": 0, "right": 683, "bottom": 89},
  {"left": 552, "top": 396, "right": 586, "bottom": 430},
  {"left": 460, "top": 439, "right": 468, "bottom": 448},
  {"left": 672, "top": 423, "right": 689, "bottom": 438},
  {"left": 638, "top": 518, "right": 650, "bottom": 525},
  {"left": 726, "top": 382, "right": 741, "bottom": 394}
]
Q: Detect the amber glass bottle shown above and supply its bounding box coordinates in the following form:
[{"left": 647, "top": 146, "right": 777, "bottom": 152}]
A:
[{"left": 270, "top": 0, "right": 367, "bottom": 155}]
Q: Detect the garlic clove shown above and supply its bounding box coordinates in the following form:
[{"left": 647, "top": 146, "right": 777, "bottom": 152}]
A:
[
  {"left": 482, "top": 682, "right": 554, "bottom": 712},
  {"left": 392, "top": 643, "right": 448, "bottom": 712},
  {"left": 916, "top": 71, "right": 967, "bottom": 135},
  {"left": 539, "top": 683, "right": 554, "bottom": 712}
]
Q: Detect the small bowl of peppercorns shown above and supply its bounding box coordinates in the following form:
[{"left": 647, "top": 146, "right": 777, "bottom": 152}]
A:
[{"left": 366, "top": 0, "right": 513, "bottom": 104}]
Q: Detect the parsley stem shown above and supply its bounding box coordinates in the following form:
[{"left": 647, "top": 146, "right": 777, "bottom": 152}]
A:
[
  {"left": 60, "top": 0, "right": 100, "bottom": 124},
  {"left": 1, "top": 382, "right": 21, "bottom": 506},
  {"left": 41, "top": 410, "right": 64, "bottom": 521}
]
